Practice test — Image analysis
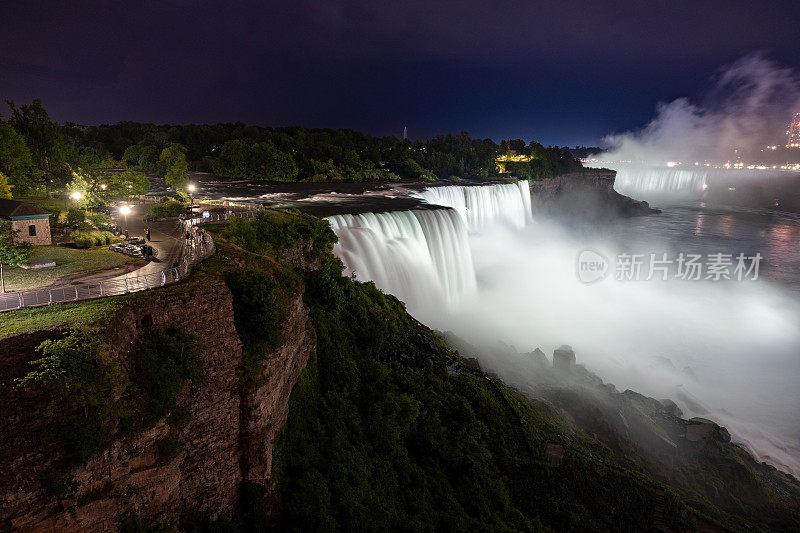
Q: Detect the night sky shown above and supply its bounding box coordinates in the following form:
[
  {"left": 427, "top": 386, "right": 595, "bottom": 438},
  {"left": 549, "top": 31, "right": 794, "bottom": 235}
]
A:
[{"left": 2, "top": 0, "right": 799, "bottom": 146}]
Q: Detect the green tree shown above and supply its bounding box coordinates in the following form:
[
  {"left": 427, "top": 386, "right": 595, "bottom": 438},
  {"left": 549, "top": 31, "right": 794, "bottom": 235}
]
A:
[
  {"left": 158, "top": 146, "right": 189, "bottom": 190},
  {"left": 104, "top": 169, "right": 149, "bottom": 199},
  {"left": 6, "top": 99, "right": 70, "bottom": 186},
  {"left": 0, "top": 171, "right": 12, "bottom": 199},
  {"left": 137, "top": 145, "right": 159, "bottom": 172},
  {"left": 217, "top": 139, "right": 298, "bottom": 181},
  {"left": 66, "top": 170, "right": 102, "bottom": 210},
  {"left": 251, "top": 141, "right": 298, "bottom": 181},
  {"left": 0, "top": 122, "right": 42, "bottom": 194},
  {"left": 0, "top": 220, "right": 34, "bottom": 292}
]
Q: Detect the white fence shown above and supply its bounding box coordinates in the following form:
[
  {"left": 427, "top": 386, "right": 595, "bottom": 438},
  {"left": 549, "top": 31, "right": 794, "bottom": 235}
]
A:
[{"left": 0, "top": 239, "right": 215, "bottom": 312}]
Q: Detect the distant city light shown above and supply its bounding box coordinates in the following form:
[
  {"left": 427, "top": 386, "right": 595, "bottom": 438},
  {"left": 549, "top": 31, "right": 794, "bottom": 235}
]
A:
[{"left": 787, "top": 112, "right": 800, "bottom": 149}]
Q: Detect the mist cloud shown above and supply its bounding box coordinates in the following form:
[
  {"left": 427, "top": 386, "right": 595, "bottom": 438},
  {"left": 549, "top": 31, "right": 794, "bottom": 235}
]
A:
[{"left": 602, "top": 54, "right": 800, "bottom": 164}]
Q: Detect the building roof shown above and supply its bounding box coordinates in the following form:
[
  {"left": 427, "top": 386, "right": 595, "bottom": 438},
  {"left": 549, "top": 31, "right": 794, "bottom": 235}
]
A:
[{"left": 0, "top": 199, "right": 51, "bottom": 219}]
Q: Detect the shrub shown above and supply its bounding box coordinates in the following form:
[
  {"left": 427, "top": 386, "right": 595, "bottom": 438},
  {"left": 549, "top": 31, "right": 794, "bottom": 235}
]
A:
[
  {"left": 77, "top": 221, "right": 94, "bottom": 232},
  {"left": 147, "top": 200, "right": 183, "bottom": 219},
  {"left": 72, "top": 231, "right": 95, "bottom": 248},
  {"left": 131, "top": 326, "right": 205, "bottom": 422},
  {"left": 15, "top": 331, "right": 126, "bottom": 463},
  {"left": 91, "top": 232, "right": 105, "bottom": 246},
  {"left": 89, "top": 212, "right": 112, "bottom": 230},
  {"left": 40, "top": 473, "right": 79, "bottom": 500},
  {"left": 156, "top": 437, "right": 183, "bottom": 461},
  {"left": 228, "top": 269, "right": 283, "bottom": 384},
  {"left": 173, "top": 191, "right": 188, "bottom": 204},
  {"left": 66, "top": 207, "right": 86, "bottom": 228},
  {"left": 101, "top": 231, "right": 114, "bottom": 244}
]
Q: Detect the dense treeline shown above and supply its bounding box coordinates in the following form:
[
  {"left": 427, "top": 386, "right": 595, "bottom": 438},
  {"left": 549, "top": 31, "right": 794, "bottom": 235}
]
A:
[{"left": 0, "top": 99, "right": 583, "bottom": 196}]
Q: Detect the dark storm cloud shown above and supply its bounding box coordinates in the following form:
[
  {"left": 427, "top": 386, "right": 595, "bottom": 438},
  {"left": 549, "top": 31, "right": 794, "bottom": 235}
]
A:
[{"left": 1, "top": 0, "right": 799, "bottom": 144}]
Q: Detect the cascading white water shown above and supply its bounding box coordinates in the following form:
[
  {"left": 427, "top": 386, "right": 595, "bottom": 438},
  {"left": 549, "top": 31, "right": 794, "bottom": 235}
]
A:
[
  {"left": 609, "top": 165, "right": 708, "bottom": 198},
  {"left": 327, "top": 209, "right": 477, "bottom": 308},
  {"left": 411, "top": 180, "right": 533, "bottom": 231},
  {"left": 327, "top": 181, "right": 534, "bottom": 308}
]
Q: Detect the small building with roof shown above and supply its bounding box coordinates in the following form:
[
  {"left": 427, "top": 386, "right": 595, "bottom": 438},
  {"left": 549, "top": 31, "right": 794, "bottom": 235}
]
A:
[{"left": 0, "top": 199, "right": 52, "bottom": 245}]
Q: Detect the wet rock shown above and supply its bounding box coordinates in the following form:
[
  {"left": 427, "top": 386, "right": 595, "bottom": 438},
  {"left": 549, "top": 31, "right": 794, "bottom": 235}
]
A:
[
  {"left": 659, "top": 399, "right": 683, "bottom": 418},
  {"left": 527, "top": 347, "right": 549, "bottom": 366},
  {"left": 685, "top": 418, "right": 731, "bottom": 443},
  {"left": 464, "top": 357, "right": 482, "bottom": 372},
  {"left": 553, "top": 345, "right": 576, "bottom": 372}
]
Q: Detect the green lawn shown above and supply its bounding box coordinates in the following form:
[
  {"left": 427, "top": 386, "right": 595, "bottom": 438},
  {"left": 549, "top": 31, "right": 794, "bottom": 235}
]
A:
[
  {"left": 3, "top": 245, "right": 144, "bottom": 291},
  {"left": 0, "top": 298, "right": 124, "bottom": 338}
]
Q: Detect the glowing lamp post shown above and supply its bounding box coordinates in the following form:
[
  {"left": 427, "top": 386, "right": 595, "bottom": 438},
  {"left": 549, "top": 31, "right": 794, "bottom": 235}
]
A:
[
  {"left": 67, "top": 191, "right": 83, "bottom": 208},
  {"left": 187, "top": 184, "right": 196, "bottom": 208},
  {"left": 119, "top": 205, "right": 131, "bottom": 233}
]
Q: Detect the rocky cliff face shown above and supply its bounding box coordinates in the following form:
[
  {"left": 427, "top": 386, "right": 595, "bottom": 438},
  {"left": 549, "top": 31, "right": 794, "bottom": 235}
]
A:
[
  {"left": 0, "top": 276, "right": 314, "bottom": 531},
  {"left": 530, "top": 169, "right": 659, "bottom": 220}
]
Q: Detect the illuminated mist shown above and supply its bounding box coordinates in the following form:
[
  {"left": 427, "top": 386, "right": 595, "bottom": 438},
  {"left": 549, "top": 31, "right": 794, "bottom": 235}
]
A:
[
  {"left": 601, "top": 53, "right": 800, "bottom": 165},
  {"left": 328, "top": 182, "right": 800, "bottom": 477}
]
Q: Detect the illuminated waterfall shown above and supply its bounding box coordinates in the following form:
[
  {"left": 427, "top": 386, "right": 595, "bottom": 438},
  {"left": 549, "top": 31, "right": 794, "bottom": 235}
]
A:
[
  {"left": 611, "top": 166, "right": 708, "bottom": 198},
  {"left": 411, "top": 180, "right": 533, "bottom": 230},
  {"left": 327, "top": 181, "right": 534, "bottom": 308},
  {"left": 327, "top": 209, "right": 476, "bottom": 308}
]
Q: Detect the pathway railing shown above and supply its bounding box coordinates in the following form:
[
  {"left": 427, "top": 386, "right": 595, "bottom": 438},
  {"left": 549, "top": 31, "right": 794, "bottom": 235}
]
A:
[{"left": 0, "top": 215, "right": 234, "bottom": 312}]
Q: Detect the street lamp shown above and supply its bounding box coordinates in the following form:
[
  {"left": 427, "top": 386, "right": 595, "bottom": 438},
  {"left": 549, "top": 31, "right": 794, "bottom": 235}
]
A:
[
  {"left": 119, "top": 205, "right": 131, "bottom": 233},
  {"left": 187, "top": 183, "right": 196, "bottom": 208},
  {"left": 100, "top": 184, "right": 107, "bottom": 190},
  {"left": 66, "top": 191, "right": 82, "bottom": 208}
]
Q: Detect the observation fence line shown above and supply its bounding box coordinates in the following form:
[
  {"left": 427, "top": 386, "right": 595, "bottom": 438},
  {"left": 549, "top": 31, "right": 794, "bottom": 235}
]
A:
[{"left": 0, "top": 207, "right": 264, "bottom": 313}]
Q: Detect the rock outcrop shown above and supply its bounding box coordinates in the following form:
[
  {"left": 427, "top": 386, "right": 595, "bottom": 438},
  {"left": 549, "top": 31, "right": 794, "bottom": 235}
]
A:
[
  {"left": 530, "top": 169, "right": 659, "bottom": 220},
  {"left": 0, "top": 277, "right": 315, "bottom": 531}
]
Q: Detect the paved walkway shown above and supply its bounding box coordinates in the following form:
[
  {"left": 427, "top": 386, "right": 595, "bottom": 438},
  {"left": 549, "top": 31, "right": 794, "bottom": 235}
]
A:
[{"left": 0, "top": 204, "right": 203, "bottom": 312}]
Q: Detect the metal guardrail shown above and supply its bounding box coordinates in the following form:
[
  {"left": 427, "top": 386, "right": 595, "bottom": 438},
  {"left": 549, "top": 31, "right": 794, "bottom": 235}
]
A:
[
  {"left": 0, "top": 207, "right": 269, "bottom": 312},
  {"left": 183, "top": 207, "right": 262, "bottom": 225},
  {"left": 0, "top": 239, "right": 216, "bottom": 312}
]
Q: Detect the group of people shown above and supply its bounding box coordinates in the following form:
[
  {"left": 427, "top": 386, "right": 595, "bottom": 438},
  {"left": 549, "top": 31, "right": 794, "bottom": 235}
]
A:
[{"left": 184, "top": 223, "right": 207, "bottom": 248}]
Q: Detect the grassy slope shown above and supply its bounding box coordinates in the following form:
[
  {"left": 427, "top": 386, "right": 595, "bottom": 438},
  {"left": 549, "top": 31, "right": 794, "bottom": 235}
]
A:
[{"left": 3, "top": 245, "right": 143, "bottom": 291}]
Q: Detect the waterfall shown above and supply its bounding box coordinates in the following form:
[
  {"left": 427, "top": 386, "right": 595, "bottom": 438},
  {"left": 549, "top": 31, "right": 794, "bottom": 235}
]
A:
[
  {"left": 326, "top": 181, "right": 533, "bottom": 308},
  {"left": 411, "top": 180, "right": 533, "bottom": 231},
  {"left": 327, "top": 209, "right": 476, "bottom": 308},
  {"left": 610, "top": 165, "right": 708, "bottom": 198}
]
